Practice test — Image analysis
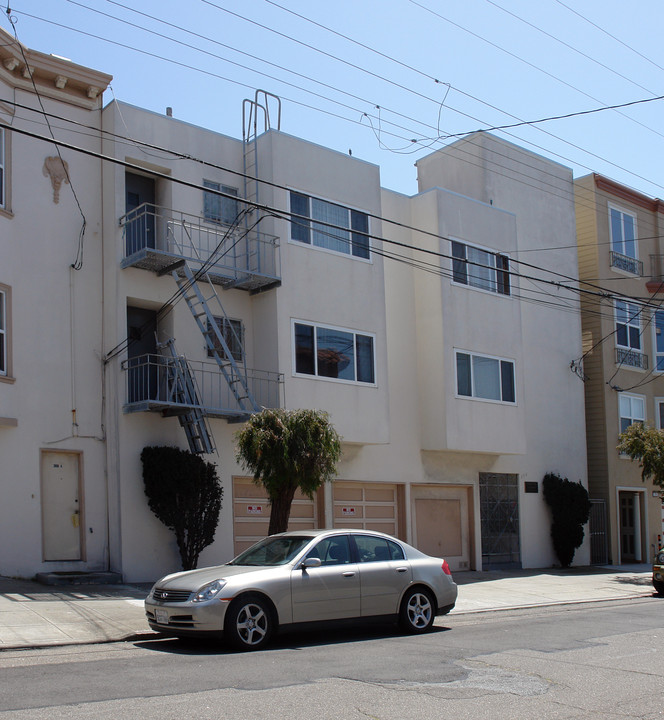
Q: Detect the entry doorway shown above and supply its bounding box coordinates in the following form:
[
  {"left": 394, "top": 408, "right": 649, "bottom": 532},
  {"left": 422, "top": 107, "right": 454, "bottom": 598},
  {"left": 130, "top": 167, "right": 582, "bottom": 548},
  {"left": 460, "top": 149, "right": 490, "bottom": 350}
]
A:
[
  {"left": 125, "top": 172, "right": 156, "bottom": 255},
  {"left": 41, "top": 451, "right": 83, "bottom": 561},
  {"left": 479, "top": 473, "right": 521, "bottom": 570},
  {"left": 618, "top": 490, "right": 645, "bottom": 563}
]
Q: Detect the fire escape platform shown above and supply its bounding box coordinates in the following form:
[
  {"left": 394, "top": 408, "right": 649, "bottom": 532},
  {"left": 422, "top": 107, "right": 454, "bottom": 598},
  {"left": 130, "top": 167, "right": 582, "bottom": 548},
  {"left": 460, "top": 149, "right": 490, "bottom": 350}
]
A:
[
  {"left": 121, "top": 247, "right": 280, "bottom": 292},
  {"left": 122, "top": 399, "right": 252, "bottom": 423}
]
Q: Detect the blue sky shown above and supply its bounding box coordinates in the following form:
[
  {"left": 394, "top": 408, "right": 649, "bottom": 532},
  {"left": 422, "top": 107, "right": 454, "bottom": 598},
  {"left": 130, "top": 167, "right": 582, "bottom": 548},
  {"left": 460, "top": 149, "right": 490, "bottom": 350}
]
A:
[{"left": 3, "top": 0, "right": 664, "bottom": 198}]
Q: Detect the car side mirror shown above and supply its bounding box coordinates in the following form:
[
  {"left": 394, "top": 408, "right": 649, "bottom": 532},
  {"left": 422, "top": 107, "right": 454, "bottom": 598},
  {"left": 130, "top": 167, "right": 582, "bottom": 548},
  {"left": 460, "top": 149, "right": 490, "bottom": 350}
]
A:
[{"left": 301, "top": 557, "right": 321, "bottom": 570}]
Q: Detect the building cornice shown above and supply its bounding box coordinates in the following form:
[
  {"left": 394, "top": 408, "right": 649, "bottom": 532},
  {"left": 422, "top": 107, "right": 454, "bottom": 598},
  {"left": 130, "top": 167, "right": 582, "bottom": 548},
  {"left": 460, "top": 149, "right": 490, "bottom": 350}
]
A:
[
  {"left": 0, "top": 27, "right": 111, "bottom": 110},
  {"left": 594, "top": 174, "right": 664, "bottom": 214}
]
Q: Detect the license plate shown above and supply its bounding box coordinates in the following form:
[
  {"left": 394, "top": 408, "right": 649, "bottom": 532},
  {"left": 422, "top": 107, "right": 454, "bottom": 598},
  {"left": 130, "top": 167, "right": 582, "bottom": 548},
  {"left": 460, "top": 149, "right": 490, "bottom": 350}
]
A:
[{"left": 155, "top": 608, "right": 168, "bottom": 625}]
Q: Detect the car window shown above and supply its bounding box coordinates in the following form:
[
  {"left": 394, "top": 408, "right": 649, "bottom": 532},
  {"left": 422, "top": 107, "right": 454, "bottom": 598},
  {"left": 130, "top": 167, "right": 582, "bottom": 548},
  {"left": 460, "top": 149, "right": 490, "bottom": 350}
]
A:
[
  {"left": 229, "top": 536, "right": 312, "bottom": 566},
  {"left": 306, "top": 536, "right": 351, "bottom": 565},
  {"left": 355, "top": 536, "right": 405, "bottom": 562}
]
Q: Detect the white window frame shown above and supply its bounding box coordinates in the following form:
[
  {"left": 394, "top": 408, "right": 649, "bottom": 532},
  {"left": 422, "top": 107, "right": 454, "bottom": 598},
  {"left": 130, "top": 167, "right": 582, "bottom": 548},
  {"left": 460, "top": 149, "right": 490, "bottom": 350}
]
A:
[
  {"left": 615, "top": 300, "right": 642, "bottom": 351},
  {"left": 619, "top": 393, "right": 645, "bottom": 435},
  {"left": 203, "top": 180, "right": 239, "bottom": 225},
  {"left": 207, "top": 316, "right": 243, "bottom": 363},
  {"left": 289, "top": 190, "right": 371, "bottom": 260},
  {"left": 654, "top": 309, "right": 664, "bottom": 373},
  {"left": 455, "top": 349, "right": 516, "bottom": 404},
  {"left": 656, "top": 398, "right": 664, "bottom": 430},
  {"left": 0, "top": 284, "right": 10, "bottom": 379},
  {"left": 0, "top": 127, "right": 4, "bottom": 209},
  {"left": 292, "top": 319, "right": 376, "bottom": 386},
  {"left": 451, "top": 239, "right": 510, "bottom": 296},
  {"left": 609, "top": 204, "right": 638, "bottom": 260}
]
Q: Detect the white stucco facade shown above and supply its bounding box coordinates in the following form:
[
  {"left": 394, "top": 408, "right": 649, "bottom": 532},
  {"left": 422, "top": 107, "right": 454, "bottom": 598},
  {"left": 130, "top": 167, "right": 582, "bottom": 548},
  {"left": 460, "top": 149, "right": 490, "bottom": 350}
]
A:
[{"left": 0, "top": 30, "right": 589, "bottom": 582}]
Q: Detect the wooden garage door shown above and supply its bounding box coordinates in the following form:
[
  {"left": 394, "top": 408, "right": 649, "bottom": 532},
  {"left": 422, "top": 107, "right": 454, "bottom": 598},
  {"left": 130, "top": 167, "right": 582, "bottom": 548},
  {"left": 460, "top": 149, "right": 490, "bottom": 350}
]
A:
[
  {"left": 332, "top": 482, "right": 402, "bottom": 537},
  {"left": 232, "top": 477, "right": 319, "bottom": 555}
]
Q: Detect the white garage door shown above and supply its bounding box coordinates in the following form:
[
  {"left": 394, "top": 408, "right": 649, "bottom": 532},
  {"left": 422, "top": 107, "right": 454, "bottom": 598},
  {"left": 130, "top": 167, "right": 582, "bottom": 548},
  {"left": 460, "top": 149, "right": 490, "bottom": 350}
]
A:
[
  {"left": 232, "top": 477, "right": 319, "bottom": 555},
  {"left": 332, "top": 482, "right": 402, "bottom": 538}
]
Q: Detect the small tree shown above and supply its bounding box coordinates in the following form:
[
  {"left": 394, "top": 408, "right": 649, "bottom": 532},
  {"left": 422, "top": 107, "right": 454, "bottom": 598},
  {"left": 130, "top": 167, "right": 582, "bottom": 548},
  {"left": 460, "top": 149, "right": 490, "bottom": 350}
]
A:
[
  {"left": 235, "top": 408, "right": 342, "bottom": 535},
  {"left": 141, "top": 446, "right": 223, "bottom": 570},
  {"left": 618, "top": 423, "right": 664, "bottom": 494},
  {"left": 542, "top": 472, "right": 591, "bottom": 568}
]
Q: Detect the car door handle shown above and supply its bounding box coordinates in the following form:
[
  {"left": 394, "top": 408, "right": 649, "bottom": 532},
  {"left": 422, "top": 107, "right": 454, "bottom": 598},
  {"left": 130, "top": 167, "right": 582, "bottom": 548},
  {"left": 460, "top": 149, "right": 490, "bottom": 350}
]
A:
[
  {"left": 396, "top": 567, "right": 408, "bottom": 573},
  {"left": 342, "top": 571, "right": 356, "bottom": 577}
]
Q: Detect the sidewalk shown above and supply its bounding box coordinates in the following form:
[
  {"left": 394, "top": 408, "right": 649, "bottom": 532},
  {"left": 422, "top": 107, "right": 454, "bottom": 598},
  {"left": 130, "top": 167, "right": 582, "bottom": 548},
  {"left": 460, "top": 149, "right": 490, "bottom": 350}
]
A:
[{"left": 0, "top": 566, "right": 656, "bottom": 651}]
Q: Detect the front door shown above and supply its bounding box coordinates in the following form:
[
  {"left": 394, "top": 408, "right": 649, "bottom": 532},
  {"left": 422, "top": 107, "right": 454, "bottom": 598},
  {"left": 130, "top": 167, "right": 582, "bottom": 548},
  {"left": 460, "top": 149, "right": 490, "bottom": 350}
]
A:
[
  {"left": 41, "top": 452, "right": 82, "bottom": 561},
  {"left": 126, "top": 306, "right": 158, "bottom": 403},
  {"left": 619, "top": 492, "right": 641, "bottom": 562}
]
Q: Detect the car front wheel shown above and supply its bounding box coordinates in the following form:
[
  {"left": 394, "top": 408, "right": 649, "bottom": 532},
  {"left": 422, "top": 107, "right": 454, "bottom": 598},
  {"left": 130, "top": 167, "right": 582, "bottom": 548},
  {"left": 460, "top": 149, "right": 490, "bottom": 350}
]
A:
[
  {"left": 654, "top": 580, "right": 664, "bottom": 596},
  {"left": 399, "top": 587, "right": 435, "bottom": 634},
  {"left": 224, "top": 594, "right": 273, "bottom": 651}
]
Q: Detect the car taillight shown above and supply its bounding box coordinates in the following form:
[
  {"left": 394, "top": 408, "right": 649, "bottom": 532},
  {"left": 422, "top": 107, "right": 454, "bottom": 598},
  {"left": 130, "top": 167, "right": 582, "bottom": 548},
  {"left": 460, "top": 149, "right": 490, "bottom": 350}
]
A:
[{"left": 441, "top": 560, "right": 452, "bottom": 576}]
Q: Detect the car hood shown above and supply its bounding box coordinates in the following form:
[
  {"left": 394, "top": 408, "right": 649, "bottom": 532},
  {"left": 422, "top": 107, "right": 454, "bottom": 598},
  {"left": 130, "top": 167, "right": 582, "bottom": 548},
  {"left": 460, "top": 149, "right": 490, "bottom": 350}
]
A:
[{"left": 156, "top": 564, "right": 283, "bottom": 590}]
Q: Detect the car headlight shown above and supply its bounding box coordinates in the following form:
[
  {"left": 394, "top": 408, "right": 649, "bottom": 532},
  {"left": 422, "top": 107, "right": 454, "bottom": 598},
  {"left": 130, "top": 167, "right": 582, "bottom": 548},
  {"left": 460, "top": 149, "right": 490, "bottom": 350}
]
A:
[
  {"left": 192, "top": 579, "right": 227, "bottom": 603},
  {"left": 657, "top": 552, "right": 664, "bottom": 565}
]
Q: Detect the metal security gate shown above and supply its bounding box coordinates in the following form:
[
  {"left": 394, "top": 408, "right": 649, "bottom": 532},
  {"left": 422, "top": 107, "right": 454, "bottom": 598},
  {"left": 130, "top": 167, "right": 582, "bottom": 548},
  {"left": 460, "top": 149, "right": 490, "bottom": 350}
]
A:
[
  {"left": 589, "top": 499, "right": 608, "bottom": 565},
  {"left": 479, "top": 473, "right": 521, "bottom": 570}
]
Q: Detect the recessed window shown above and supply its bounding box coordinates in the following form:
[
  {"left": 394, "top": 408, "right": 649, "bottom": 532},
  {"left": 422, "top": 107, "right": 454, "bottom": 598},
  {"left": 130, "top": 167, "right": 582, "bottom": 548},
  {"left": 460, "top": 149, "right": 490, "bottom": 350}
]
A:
[
  {"left": 207, "top": 317, "right": 243, "bottom": 363},
  {"left": 654, "top": 310, "right": 664, "bottom": 372},
  {"left": 290, "top": 191, "right": 370, "bottom": 259},
  {"left": 615, "top": 301, "right": 641, "bottom": 351},
  {"left": 451, "top": 240, "right": 510, "bottom": 295},
  {"left": 0, "top": 284, "right": 10, "bottom": 378},
  {"left": 0, "top": 127, "right": 4, "bottom": 209},
  {"left": 619, "top": 393, "right": 645, "bottom": 434},
  {"left": 294, "top": 321, "right": 375, "bottom": 384},
  {"left": 456, "top": 350, "right": 515, "bottom": 403},
  {"left": 203, "top": 181, "right": 239, "bottom": 225},
  {"left": 610, "top": 206, "right": 637, "bottom": 260}
]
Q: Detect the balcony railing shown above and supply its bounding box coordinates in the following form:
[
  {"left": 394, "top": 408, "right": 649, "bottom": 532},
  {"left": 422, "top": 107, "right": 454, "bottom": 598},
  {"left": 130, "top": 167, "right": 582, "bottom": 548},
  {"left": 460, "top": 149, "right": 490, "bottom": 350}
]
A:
[
  {"left": 616, "top": 347, "right": 648, "bottom": 370},
  {"left": 122, "top": 354, "right": 283, "bottom": 419},
  {"left": 120, "top": 203, "right": 280, "bottom": 291},
  {"left": 610, "top": 251, "right": 643, "bottom": 276}
]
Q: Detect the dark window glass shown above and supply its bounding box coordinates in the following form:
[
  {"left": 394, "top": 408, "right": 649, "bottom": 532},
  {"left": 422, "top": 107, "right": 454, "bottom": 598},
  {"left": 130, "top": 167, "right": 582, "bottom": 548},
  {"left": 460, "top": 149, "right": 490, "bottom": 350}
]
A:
[
  {"left": 451, "top": 241, "right": 467, "bottom": 284},
  {"left": 316, "top": 327, "right": 355, "bottom": 380},
  {"left": 351, "top": 210, "right": 370, "bottom": 259},
  {"left": 500, "top": 360, "right": 515, "bottom": 403},
  {"left": 294, "top": 323, "right": 315, "bottom": 375},
  {"left": 356, "top": 334, "right": 375, "bottom": 384},
  {"left": 497, "top": 254, "right": 510, "bottom": 295},
  {"left": 456, "top": 352, "right": 472, "bottom": 396},
  {"left": 290, "top": 192, "right": 311, "bottom": 244}
]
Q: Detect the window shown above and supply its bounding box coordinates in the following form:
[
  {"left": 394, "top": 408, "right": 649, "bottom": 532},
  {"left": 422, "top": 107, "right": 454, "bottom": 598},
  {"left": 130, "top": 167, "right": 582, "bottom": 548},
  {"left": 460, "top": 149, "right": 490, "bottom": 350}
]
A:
[
  {"left": 615, "top": 301, "right": 641, "bottom": 351},
  {"left": 656, "top": 399, "right": 664, "bottom": 430},
  {"left": 203, "top": 181, "right": 239, "bottom": 225},
  {"left": 456, "top": 351, "right": 515, "bottom": 403},
  {"left": 610, "top": 206, "right": 637, "bottom": 260},
  {"left": 451, "top": 240, "right": 510, "bottom": 295},
  {"left": 619, "top": 393, "right": 645, "bottom": 434},
  {"left": 654, "top": 310, "right": 664, "bottom": 372},
  {"left": 294, "top": 321, "right": 375, "bottom": 384},
  {"left": 354, "top": 535, "right": 404, "bottom": 562},
  {"left": 0, "top": 286, "right": 6, "bottom": 375},
  {"left": 207, "top": 317, "right": 243, "bottom": 362},
  {"left": 306, "top": 535, "right": 351, "bottom": 565},
  {"left": 290, "top": 191, "right": 370, "bottom": 259}
]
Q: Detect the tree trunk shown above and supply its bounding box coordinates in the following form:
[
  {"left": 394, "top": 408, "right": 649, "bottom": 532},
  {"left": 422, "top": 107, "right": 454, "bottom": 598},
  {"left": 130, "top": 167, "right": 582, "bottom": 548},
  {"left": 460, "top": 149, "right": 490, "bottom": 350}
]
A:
[{"left": 268, "top": 485, "right": 298, "bottom": 535}]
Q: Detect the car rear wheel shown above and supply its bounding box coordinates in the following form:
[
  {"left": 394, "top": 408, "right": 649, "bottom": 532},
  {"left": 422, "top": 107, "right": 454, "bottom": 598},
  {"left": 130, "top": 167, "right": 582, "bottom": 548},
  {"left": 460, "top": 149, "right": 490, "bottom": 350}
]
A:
[
  {"left": 224, "top": 594, "right": 273, "bottom": 651},
  {"left": 399, "top": 587, "right": 435, "bottom": 634}
]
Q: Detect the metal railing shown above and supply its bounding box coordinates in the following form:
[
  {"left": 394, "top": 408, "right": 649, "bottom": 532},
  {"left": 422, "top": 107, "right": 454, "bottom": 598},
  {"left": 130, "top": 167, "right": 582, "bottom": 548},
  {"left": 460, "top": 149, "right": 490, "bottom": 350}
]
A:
[
  {"left": 616, "top": 347, "right": 648, "bottom": 370},
  {"left": 120, "top": 203, "right": 280, "bottom": 286},
  {"left": 610, "top": 250, "right": 643, "bottom": 276},
  {"left": 122, "top": 354, "right": 283, "bottom": 418}
]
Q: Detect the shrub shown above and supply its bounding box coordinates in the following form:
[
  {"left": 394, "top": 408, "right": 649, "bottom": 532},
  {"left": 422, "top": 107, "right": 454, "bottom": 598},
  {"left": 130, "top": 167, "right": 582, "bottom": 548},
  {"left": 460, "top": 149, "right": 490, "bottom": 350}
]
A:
[
  {"left": 542, "top": 472, "right": 591, "bottom": 568},
  {"left": 141, "top": 446, "right": 223, "bottom": 570}
]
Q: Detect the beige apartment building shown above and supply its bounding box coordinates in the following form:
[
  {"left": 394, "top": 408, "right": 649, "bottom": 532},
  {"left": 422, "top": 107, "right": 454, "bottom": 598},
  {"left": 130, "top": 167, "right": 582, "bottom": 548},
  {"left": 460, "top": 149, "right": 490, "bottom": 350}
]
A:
[{"left": 576, "top": 173, "right": 664, "bottom": 565}]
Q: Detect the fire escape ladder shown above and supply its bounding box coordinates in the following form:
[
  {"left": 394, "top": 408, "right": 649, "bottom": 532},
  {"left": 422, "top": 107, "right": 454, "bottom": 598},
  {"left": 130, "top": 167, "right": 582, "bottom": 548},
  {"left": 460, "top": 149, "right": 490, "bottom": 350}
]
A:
[
  {"left": 160, "top": 338, "right": 216, "bottom": 455},
  {"left": 173, "top": 262, "right": 260, "bottom": 414}
]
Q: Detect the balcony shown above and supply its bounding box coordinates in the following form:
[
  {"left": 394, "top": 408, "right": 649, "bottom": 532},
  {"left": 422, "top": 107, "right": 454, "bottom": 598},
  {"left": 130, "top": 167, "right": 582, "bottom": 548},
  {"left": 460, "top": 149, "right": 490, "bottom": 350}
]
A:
[
  {"left": 615, "top": 347, "right": 648, "bottom": 370},
  {"left": 122, "top": 354, "right": 283, "bottom": 421},
  {"left": 120, "top": 203, "right": 280, "bottom": 292},
  {"left": 610, "top": 251, "right": 642, "bottom": 276}
]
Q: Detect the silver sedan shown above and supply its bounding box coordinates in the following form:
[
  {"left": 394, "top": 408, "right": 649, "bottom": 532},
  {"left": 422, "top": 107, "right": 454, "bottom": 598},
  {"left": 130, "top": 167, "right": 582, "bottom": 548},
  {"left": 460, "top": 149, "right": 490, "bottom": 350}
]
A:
[{"left": 145, "top": 529, "right": 458, "bottom": 651}]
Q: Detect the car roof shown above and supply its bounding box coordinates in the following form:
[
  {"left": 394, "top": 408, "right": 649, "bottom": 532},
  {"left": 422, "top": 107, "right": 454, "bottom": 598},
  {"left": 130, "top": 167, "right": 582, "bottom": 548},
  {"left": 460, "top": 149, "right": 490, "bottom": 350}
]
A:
[{"left": 275, "top": 528, "right": 401, "bottom": 541}]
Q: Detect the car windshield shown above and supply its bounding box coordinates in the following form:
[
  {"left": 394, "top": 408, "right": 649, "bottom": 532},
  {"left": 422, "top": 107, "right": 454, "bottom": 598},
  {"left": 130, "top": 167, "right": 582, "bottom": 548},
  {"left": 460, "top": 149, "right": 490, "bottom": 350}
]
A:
[{"left": 228, "top": 536, "right": 313, "bottom": 566}]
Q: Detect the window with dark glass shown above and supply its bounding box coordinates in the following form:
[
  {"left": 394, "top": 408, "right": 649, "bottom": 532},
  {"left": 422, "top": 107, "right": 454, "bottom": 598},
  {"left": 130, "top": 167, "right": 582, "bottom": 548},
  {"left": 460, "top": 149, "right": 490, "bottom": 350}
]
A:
[
  {"left": 456, "top": 351, "right": 515, "bottom": 403},
  {"left": 204, "top": 181, "right": 239, "bottom": 225},
  {"left": 290, "top": 191, "right": 370, "bottom": 259},
  {"left": 294, "top": 321, "right": 375, "bottom": 384},
  {"left": 452, "top": 240, "right": 510, "bottom": 296},
  {"left": 207, "top": 317, "right": 243, "bottom": 362},
  {"left": 615, "top": 300, "right": 641, "bottom": 351}
]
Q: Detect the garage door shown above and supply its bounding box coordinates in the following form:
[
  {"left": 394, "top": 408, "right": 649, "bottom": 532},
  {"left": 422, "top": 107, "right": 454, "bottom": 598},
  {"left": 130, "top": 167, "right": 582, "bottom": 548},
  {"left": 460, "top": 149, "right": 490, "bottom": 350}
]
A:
[
  {"left": 232, "top": 477, "right": 319, "bottom": 555},
  {"left": 332, "top": 482, "right": 404, "bottom": 538}
]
